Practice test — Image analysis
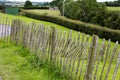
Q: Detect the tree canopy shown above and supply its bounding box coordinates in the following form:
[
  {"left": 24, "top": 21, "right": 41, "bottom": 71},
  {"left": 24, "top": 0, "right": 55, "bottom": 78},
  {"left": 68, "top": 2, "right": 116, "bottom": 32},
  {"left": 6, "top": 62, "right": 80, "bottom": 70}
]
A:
[
  {"left": 24, "top": 0, "right": 32, "bottom": 7},
  {"left": 60, "top": 0, "right": 106, "bottom": 21},
  {"left": 106, "top": 0, "right": 120, "bottom": 6}
]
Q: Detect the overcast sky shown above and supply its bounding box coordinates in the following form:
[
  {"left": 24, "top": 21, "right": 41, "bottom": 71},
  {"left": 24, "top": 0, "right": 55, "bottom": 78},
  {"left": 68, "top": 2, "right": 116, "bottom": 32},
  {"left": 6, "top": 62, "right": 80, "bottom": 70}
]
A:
[{"left": 3, "top": 0, "right": 117, "bottom": 2}]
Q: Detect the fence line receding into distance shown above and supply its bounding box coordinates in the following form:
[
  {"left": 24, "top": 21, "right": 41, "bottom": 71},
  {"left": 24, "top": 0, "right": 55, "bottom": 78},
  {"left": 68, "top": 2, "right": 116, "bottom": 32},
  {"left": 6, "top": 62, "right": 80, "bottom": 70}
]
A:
[{"left": 0, "top": 17, "right": 120, "bottom": 80}]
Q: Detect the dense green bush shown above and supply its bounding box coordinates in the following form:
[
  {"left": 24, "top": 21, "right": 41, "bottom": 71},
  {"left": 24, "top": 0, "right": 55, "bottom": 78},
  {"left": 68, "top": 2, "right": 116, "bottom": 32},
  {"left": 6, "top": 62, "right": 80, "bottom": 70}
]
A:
[
  {"left": 0, "top": 5, "right": 5, "bottom": 10},
  {"left": 63, "top": 0, "right": 106, "bottom": 21},
  {"left": 24, "top": 0, "right": 32, "bottom": 7},
  {"left": 59, "top": 1, "right": 120, "bottom": 30},
  {"left": 50, "top": 0, "right": 120, "bottom": 30},
  {"left": 106, "top": 1, "right": 120, "bottom": 6},
  {"left": 92, "top": 11, "right": 120, "bottom": 29},
  {"left": 23, "top": 0, "right": 49, "bottom": 10},
  {"left": 21, "top": 10, "right": 120, "bottom": 42}
]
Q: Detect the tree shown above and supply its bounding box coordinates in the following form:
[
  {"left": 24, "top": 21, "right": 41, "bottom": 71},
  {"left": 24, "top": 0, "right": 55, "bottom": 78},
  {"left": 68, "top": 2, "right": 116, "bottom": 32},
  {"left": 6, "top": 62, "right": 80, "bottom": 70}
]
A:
[
  {"left": 50, "top": 0, "right": 63, "bottom": 8},
  {"left": 50, "top": 0, "right": 57, "bottom": 7},
  {"left": 42, "top": 2, "right": 50, "bottom": 7},
  {"left": 106, "top": 0, "right": 120, "bottom": 6},
  {"left": 24, "top": 0, "right": 32, "bottom": 7},
  {"left": 0, "top": 5, "right": 5, "bottom": 10},
  {"left": 118, "top": 0, "right": 120, "bottom": 3},
  {"left": 50, "top": 0, "right": 73, "bottom": 10},
  {"left": 63, "top": 1, "right": 80, "bottom": 19},
  {"left": 63, "top": 0, "right": 106, "bottom": 22}
]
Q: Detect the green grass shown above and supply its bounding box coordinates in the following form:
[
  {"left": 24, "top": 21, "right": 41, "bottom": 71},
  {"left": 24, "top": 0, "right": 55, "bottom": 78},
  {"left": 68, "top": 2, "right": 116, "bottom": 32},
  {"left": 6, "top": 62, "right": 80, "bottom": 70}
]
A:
[
  {"left": 107, "top": 7, "right": 120, "bottom": 11},
  {"left": 0, "top": 12, "right": 119, "bottom": 48},
  {"left": 0, "top": 12, "right": 67, "bottom": 31},
  {"left": 0, "top": 12, "right": 119, "bottom": 52},
  {"left": 0, "top": 12, "right": 120, "bottom": 79},
  {"left": 59, "top": 56, "right": 120, "bottom": 80},
  {"left": 0, "top": 40, "right": 66, "bottom": 80},
  {"left": 17, "top": 10, "right": 120, "bottom": 79},
  {"left": 26, "top": 10, "right": 61, "bottom": 17}
]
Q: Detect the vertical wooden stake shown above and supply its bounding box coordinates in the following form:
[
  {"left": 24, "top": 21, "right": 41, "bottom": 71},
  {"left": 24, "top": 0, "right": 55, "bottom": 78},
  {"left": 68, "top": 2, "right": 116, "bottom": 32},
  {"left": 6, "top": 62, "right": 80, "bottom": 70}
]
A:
[
  {"left": 112, "top": 52, "right": 120, "bottom": 80},
  {"left": 50, "top": 27, "right": 55, "bottom": 61},
  {"left": 86, "top": 35, "right": 98, "bottom": 80}
]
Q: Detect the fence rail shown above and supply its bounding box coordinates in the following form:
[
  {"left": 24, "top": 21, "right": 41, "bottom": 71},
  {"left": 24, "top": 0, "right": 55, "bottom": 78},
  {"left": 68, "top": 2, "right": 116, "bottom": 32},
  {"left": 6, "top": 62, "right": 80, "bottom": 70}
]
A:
[{"left": 0, "top": 17, "right": 120, "bottom": 80}]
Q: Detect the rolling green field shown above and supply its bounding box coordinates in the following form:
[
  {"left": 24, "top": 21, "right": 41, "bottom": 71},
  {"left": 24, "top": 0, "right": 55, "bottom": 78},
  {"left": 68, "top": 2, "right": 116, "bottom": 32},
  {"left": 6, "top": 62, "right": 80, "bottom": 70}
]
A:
[
  {"left": 26, "top": 8, "right": 120, "bottom": 15},
  {"left": 0, "top": 12, "right": 119, "bottom": 49},
  {"left": 26, "top": 10, "right": 61, "bottom": 17},
  {"left": 107, "top": 7, "right": 120, "bottom": 11},
  {"left": 0, "top": 12, "right": 67, "bottom": 30},
  {"left": 0, "top": 12, "right": 120, "bottom": 80}
]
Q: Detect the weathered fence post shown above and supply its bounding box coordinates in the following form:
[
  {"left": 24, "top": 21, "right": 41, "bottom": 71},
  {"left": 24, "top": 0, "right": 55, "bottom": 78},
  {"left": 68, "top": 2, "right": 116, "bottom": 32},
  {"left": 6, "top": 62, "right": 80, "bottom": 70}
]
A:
[
  {"left": 99, "top": 39, "right": 111, "bottom": 80},
  {"left": 104, "top": 41, "right": 118, "bottom": 80},
  {"left": 86, "top": 35, "right": 98, "bottom": 80},
  {"left": 10, "top": 19, "right": 17, "bottom": 44},
  {"left": 49, "top": 27, "right": 55, "bottom": 61},
  {"left": 112, "top": 52, "right": 120, "bottom": 80}
]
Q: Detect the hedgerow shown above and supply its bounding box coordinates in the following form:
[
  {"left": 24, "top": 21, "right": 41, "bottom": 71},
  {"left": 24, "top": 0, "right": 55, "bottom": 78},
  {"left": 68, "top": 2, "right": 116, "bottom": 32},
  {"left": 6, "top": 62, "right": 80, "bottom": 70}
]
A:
[{"left": 21, "top": 10, "right": 120, "bottom": 42}]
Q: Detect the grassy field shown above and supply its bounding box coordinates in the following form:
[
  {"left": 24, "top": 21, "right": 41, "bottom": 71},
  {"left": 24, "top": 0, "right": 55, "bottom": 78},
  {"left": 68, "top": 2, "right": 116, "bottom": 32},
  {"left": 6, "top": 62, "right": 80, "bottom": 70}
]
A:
[
  {"left": 0, "top": 40, "right": 66, "bottom": 80},
  {"left": 0, "top": 12, "right": 67, "bottom": 31},
  {"left": 26, "top": 10, "right": 61, "bottom": 17},
  {"left": 0, "top": 12, "right": 120, "bottom": 79},
  {"left": 0, "top": 12, "right": 119, "bottom": 49},
  {"left": 107, "top": 7, "right": 120, "bottom": 11}
]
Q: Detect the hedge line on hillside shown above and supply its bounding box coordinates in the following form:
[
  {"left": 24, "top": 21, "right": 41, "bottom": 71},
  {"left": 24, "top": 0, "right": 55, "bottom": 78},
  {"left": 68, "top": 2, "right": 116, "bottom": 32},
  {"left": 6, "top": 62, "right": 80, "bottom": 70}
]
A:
[
  {"left": 21, "top": 10, "right": 120, "bottom": 42},
  {"left": 57, "top": 1, "right": 120, "bottom": 30},
  {"left": 21, "top": 6, "right": 49, "bottom": 9}
]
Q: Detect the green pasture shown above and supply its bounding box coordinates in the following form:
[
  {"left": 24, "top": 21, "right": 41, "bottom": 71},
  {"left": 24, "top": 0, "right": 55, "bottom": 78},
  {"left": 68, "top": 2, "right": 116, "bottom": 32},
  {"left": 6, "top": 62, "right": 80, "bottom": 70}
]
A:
[
  {"left": 0, "top": 12, "right": 67, "bottom": 30},
  {"left": 0, "top": 12, "right": 119, "bottom": 47},
  {"left": 107, "top": 7, "right": 120, "bottom": 11},
  {"left": 26, "top": 10, "right": 61, "bottom": 17},
  {"left": 0, "top": 12, "right": 120, "bottom": 79}
]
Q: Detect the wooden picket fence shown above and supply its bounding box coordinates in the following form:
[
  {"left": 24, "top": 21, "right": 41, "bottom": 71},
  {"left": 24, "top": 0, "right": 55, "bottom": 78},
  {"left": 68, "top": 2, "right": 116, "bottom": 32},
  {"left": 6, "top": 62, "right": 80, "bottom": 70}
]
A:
[{"left": 0, "top": 18, "right": 120, "bottom": 80}]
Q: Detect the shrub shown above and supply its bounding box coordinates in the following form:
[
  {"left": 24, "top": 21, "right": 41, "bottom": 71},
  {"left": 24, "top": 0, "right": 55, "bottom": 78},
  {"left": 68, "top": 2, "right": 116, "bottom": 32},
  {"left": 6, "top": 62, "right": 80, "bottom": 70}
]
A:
[
  {"left": 21, "top": 6, "right": 49, "bottom": 9},
  {"left": 59, "top": 1, "right": 120, "bottom": 30},
  {"left": 24, "top": 0, "right": 32, "bottom": 7},
  {"left": 0, "top": 5, "right": 5, "bottom": 10},
  {"left": 21, "top": 10, "right": 120, "bottom": 42}
]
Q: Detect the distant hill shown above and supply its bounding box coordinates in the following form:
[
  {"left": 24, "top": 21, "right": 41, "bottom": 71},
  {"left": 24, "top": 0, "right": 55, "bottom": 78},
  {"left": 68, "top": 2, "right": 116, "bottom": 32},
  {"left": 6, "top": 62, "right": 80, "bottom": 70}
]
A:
[
  {"left": 0, "top": 1, "right": 3, "bottom": 5},
  {"left": 0, "top": 1, "right": 49, "bottom": 6}
]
